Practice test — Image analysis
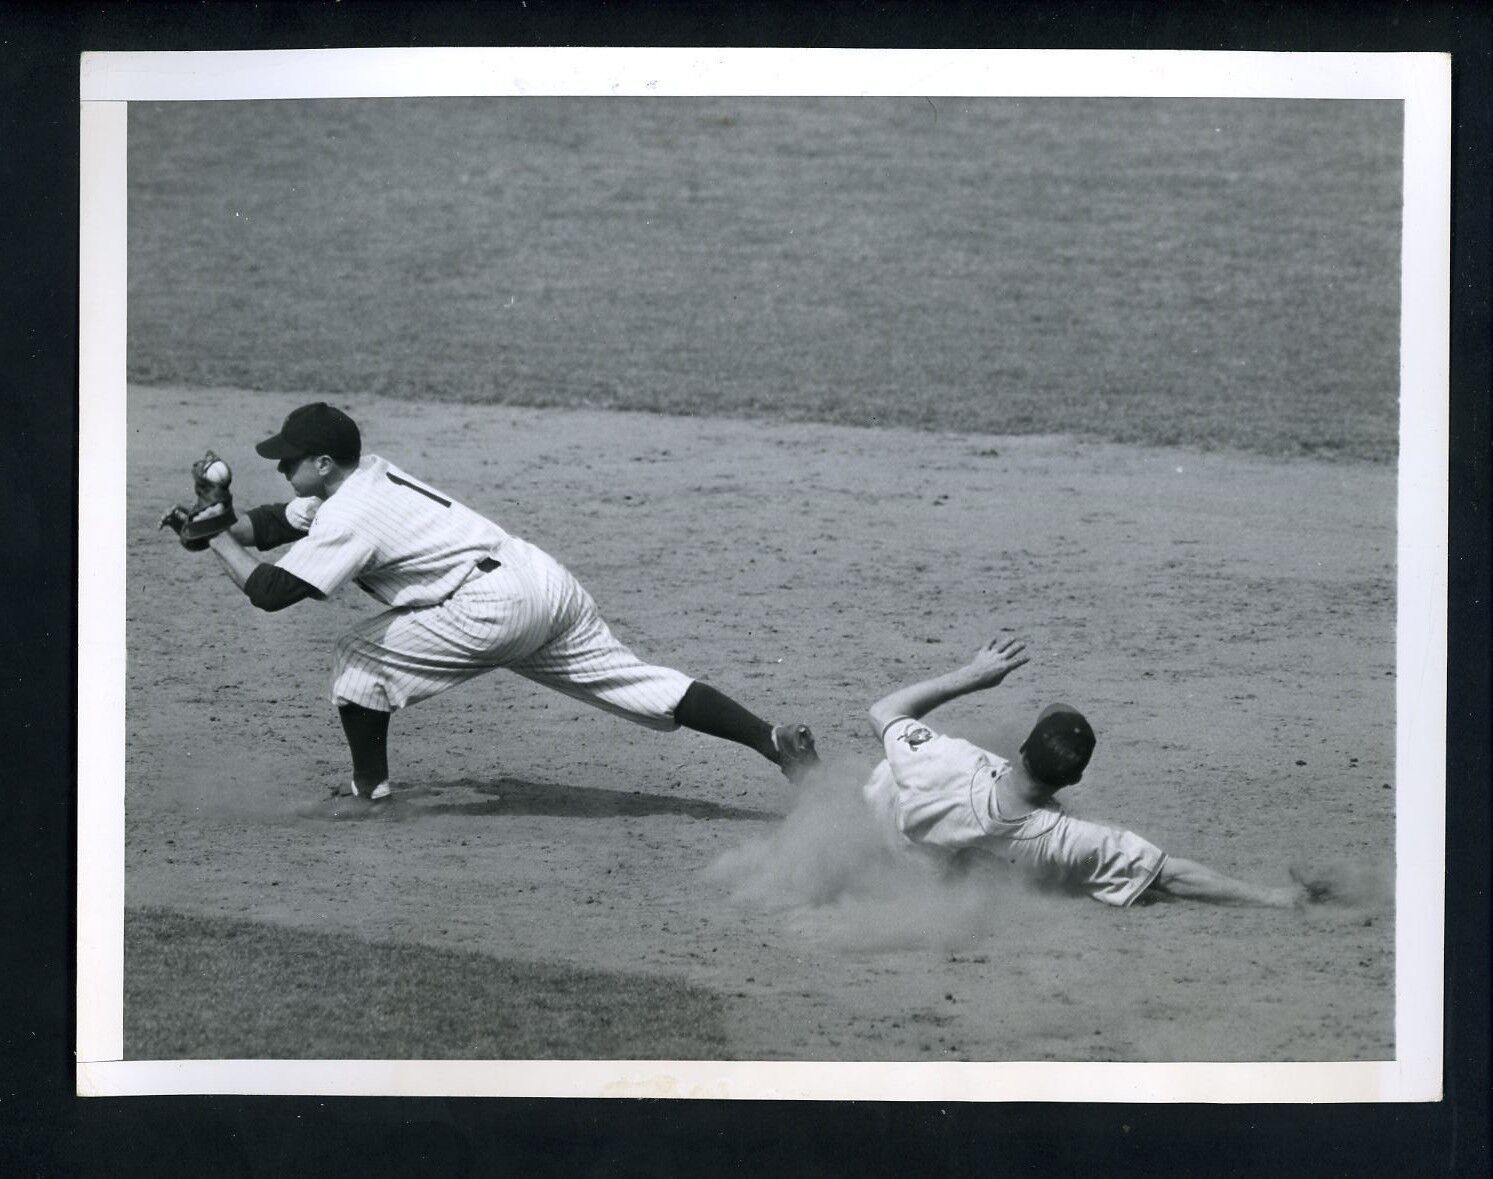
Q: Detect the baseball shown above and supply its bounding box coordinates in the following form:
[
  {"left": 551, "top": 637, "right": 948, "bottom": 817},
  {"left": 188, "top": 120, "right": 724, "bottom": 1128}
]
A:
[{"left": 202, "top": 459, "right": 231, "bottom": 485}]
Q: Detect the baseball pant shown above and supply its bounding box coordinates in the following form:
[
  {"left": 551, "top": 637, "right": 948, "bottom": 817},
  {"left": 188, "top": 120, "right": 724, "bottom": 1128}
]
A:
[
  {"left": 1005, "top": 813, "right": 1168, "bottom": 908},
  {"left": 330, "top": 536, "right": 692, "bottom": 727}
]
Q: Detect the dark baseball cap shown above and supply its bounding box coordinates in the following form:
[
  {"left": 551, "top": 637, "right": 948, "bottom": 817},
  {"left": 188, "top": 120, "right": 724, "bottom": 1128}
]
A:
[
  {"left": 255, "top": 402, "right": 362, "bottom": 463},
  {"left": 1020, "top": 703, "right": 1096, "bottom": 787}
]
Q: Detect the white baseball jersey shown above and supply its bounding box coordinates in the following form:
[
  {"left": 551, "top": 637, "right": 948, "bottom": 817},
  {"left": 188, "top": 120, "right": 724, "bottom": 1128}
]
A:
[
  {"left": 273, "top": 455, "right": 692, "bottom": 722},
  {"left": 282, "top": 496, "right": 320, "bottom": 532},
  {"left": 863, "top": 717, "right": 1166, "bottom": 907},
  {"left": 276, "top": 456, "right": 509, "bottom": 608}
]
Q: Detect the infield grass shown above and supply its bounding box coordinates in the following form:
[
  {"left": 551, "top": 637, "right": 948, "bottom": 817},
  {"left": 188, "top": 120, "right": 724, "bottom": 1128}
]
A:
[
  {"left": 125, "top": 907, "right": 730, "bottom": 1059},
  {"left": 128, "top": 97, "right": 1402, "bottom": 460}
]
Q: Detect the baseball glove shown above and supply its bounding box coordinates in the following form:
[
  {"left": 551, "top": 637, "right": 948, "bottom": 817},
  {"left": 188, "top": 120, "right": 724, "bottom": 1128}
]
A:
[
  {"left": 158, "top": 504, "right": 212, "bottom": 551},
  {"left": 158, "top": 450, "right": 237, "bottom": 548}
]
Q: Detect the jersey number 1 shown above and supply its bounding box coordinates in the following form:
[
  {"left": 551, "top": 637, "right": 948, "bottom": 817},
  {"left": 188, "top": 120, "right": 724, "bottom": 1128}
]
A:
[{"left": 387, "top": 472, "right": 452, "bottom": 508}]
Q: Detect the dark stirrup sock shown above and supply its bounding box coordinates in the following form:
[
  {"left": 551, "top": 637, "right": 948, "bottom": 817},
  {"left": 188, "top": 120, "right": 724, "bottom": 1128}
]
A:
[
  {"left": 673, "top": 680, "right": 778, "bottom": 761},
  {"left": 337, "top": 702, "right": 392, "bottom": 790}
]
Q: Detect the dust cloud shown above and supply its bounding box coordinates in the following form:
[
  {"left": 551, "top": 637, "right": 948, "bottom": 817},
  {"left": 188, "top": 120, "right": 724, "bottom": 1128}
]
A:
[
  {"left": 708, "top": 758, "right": 1046, "bottom": 954},
  {"left": 1293, "top": 860, "right": 1394, "bottom": 910}
]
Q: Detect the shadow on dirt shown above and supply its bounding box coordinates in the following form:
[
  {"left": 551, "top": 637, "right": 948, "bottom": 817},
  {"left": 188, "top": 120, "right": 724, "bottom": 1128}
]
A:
[{"left": 404, "top": 777, "right": 779, "bottom": 822}]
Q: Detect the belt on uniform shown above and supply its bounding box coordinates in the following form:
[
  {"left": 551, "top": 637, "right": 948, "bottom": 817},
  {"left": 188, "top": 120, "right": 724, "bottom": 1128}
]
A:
[{"left": 453, "top": 556, "right": 502, "bottom": 594}]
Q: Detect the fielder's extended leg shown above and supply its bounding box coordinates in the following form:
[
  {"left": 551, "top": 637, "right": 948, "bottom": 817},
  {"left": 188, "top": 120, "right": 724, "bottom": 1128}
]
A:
[
  {"left": 673, "top": 681, "right": 777, "bottom": 759},
  {"left": 672, "top": 681, "right": 820, "bottom": 781}
]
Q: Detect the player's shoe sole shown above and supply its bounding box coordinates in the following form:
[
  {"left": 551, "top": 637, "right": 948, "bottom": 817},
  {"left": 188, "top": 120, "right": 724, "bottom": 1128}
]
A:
[{"left": 772, "top": 723, "right": 820, "bottom": 784}]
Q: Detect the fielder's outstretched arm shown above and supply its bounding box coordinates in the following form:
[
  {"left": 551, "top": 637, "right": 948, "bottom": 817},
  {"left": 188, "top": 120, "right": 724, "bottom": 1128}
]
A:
[
  {"left": 207, "top": 530, "right": 261, "bottom": 590},
  {"left": 219, "top": 517, "right": 257, "bottom": 546},
  {"left": 207, "top": 530, "right": 321, "bottom": 611},
  {"left": 867, "top": 636, "right": 1029, "bottom": 738}
]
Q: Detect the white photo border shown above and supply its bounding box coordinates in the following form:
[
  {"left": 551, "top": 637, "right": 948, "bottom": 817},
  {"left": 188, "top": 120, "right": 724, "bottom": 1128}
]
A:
[{"left": 77, "top": 47, "right": 1450, "bottom": 1102}]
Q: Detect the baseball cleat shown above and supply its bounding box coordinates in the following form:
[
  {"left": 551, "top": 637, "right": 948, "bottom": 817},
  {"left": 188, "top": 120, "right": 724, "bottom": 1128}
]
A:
[
  {"left": 331, "top": 780, "right": 393, "bottom": 800},
  {"left": 349, "top": 780, "right": 392, "bottom": 801},
  {"left": 772, "top": 723, "right": 820, "bottom": 783}
]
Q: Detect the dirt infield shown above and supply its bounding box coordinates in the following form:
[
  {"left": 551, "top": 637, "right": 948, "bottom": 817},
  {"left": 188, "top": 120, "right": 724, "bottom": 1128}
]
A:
[{"left": 123, "top": 382, "right": 1394, "bottom": 1062}]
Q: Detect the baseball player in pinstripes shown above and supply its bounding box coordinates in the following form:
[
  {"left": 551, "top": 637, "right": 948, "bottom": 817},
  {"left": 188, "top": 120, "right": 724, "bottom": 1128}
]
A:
[
  {"left": 860, "top": 636, "right": 1332, "bottom": 907},
  {"left": 162, "top": 402, "right": 820, "bottom": 808}
]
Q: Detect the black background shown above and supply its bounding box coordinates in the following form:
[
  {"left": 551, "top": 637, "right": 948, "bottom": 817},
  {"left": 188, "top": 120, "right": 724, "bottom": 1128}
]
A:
[{"left": 3, "top": 2, "right": 1487, "bottom": 1174}]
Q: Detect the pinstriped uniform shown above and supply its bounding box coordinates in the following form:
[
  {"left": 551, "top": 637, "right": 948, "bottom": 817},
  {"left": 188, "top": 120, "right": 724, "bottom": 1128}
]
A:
[{"left": 275, "top": 455, "right": 692, "bottom": 722}]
